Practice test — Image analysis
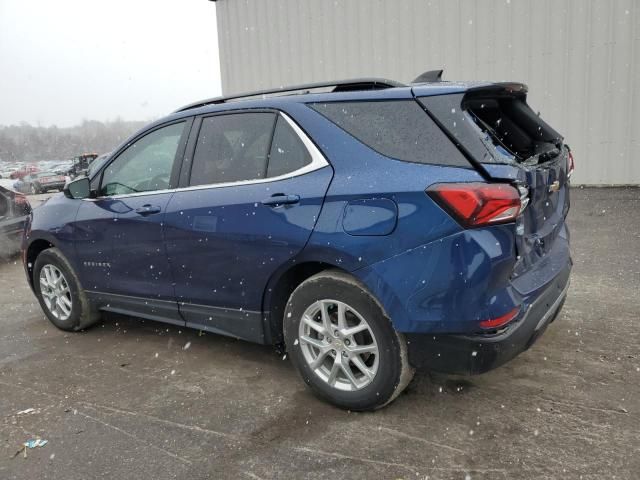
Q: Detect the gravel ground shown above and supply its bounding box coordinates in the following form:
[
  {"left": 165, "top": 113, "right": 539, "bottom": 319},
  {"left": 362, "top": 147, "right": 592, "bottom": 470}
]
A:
[{"left": 0, "top": 187, "right": 638, "bottom": 479}]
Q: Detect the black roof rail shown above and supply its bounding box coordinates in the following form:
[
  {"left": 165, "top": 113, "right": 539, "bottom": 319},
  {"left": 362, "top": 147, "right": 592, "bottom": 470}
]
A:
[
  {"left": 174, "top": 78, "right": 405, "bottom": 113},
  {"left": 412, "top": 69, "right": 444, "bottom": 83}
]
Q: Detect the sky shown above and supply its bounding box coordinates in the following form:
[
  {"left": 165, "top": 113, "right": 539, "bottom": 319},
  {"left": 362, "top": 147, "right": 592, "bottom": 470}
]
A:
[{"left": 0, "top": 0, "right": 221, "bottom": 127}]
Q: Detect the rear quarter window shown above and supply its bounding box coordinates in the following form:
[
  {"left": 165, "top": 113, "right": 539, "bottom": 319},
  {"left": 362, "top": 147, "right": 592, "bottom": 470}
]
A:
[
  {"left": 266, "top": 116, "right": 312, "bottom": 178},
  {"left": 309, "top": 100, "right": 470, "bottom": 168}
]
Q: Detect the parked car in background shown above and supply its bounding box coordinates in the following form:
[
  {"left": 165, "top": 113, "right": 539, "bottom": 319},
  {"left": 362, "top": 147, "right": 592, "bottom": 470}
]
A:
[
  {"left": 17, "top": 172, "right": 67, "bottom": 194},
  {"left": 23, "top": 75, "right": 572, "bottom": 410},
  {"left": 10, "top": 165, "right": 39, "bottom": 180},
  {"left": 50, "top": 162, "right": 73, "bottom": 175},
  {"left": 0, "top": 169, "right": 15, "bottom": 179},
  {"left": 0, "top": 185, "right": 31, "bottom": 257}
]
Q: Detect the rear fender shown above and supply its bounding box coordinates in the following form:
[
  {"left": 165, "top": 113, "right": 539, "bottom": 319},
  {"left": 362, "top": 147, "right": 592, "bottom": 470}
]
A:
[{"left": 352, "top": 224, "right": 520, "bottom": 334}]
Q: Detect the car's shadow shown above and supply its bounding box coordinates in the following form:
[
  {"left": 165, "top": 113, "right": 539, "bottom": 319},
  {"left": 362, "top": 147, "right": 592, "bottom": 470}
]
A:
[
  {"left": 0, "top": 250, "right": 22, "bottom": 265},
  {"left": 94, "top": 310, "right": 284, "bottom": 369},
  {"left": 78, "top": 310, "right": 480, "bottom": 414}
]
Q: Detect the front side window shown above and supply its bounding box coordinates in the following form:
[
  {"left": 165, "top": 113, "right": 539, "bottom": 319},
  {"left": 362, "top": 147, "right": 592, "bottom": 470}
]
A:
[
  {"left": 190, "top": 113, "right": 276, "bottom": 186},
  {"left": 100, "top": 122, "right": 185, "bottom": 196}
]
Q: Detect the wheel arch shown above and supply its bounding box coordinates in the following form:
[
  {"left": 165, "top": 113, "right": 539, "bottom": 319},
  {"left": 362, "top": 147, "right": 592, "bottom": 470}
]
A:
[
  {"left": 25, "top": 238, "right": 55, "bottom": 289},
  {"left": 262, "top": 260, "right": 351, "bottom": 345}
]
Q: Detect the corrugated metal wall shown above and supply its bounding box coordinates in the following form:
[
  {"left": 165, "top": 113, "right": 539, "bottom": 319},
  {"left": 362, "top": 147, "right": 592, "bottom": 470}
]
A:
[{"left": 215, "top": 0, "right": 639, "bottom": 185}]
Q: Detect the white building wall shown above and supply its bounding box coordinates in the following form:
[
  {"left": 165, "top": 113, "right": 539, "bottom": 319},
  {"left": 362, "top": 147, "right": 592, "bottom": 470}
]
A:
[{"left": 215, "top": 0, "right": 640, "bottom": 185}]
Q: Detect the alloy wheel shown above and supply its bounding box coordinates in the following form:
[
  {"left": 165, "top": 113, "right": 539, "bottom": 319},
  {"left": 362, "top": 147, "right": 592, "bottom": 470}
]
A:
[
  {"left": 39, "top": 264, "right": 72, "bottom": 321},
  {"left": 298, "top": 299, "right": 379, "bottom": 391}
]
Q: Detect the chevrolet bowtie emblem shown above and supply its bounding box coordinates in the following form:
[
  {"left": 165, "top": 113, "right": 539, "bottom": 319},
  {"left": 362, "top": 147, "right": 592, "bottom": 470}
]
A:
[{"left": 548, "top": 180, "right": 560, "bottom": 193}]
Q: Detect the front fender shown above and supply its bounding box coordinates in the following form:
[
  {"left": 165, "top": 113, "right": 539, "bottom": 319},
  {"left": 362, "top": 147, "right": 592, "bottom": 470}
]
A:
[{"left": 24, "top": 194, "right": 82, "bottom": 285}]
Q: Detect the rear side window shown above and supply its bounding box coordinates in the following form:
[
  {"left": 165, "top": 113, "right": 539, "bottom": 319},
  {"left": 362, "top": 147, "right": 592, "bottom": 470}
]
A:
[
  {"left": 309, "top": 100, "right": 470, "bottom": 167},
  {"left": 190, "top": 113, "right": 276, "bottom": 186},
  {"left": 266, "top": 117, "right": 312, "bottom": 178}
]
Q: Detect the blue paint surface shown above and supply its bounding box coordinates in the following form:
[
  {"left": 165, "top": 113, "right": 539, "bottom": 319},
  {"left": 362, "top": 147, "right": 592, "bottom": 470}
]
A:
[
  {"left": 25, "top": 84, "right": 571, "bottom": 343},
  {"left": 342, "top": 198, "right": 398, "bottom": 236}
]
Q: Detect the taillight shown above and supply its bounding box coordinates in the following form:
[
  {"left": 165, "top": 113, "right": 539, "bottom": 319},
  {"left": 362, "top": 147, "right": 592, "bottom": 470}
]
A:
[
  {"left": 428, "top": 182, "right": 521, "bottom": 228},
  {"left": 479, "top": 307, "right": 520, "bottom": 329},
  {"left": 567, "top": 150, "right": 575, "bottom": 178}
]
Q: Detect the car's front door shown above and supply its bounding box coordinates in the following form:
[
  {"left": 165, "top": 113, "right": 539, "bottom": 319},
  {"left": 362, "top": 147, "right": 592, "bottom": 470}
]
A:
[
  {"left": 77, "top": 119, "right": 191, "bottom": 323},
  {"left": 163, "top": 111, "right": 332, "bottom": 342}
]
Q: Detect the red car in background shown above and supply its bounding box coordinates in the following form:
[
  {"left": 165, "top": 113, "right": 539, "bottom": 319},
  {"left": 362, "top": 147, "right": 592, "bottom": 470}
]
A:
[{"left": 10, "top": 165, "right": 39, "bottom": 180}]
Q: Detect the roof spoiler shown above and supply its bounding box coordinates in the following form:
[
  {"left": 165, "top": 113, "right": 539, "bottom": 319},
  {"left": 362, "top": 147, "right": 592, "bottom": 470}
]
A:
[
  {"left": 412, "top": 69, "right": 444, "bottom": 83},
  {"left": 463, "top": 82, "right": 529, "bottom": 100}
]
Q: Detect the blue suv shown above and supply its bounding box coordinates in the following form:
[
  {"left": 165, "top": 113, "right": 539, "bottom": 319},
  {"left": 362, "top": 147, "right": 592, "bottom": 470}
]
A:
[{"left": 23, "top": 76, "right": 572, "bottom": 410}]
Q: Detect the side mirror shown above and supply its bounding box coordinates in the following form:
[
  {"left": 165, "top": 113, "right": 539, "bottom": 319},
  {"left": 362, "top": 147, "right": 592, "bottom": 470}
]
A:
[{"left": 64, "top": 176, "right": 91, "bottom": 199}]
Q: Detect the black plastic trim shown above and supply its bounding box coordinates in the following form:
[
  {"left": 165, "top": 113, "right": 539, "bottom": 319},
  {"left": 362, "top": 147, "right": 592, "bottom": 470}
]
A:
[
  {"left": 86, "top": 291, "right": 266, "bottom": 344},
  {"left": 406, "top": 262, "right": 571, "bottom": 374},
  {"left": 86, "top": 291, "right": 184, "bottom": 325},
  {"left": 179, "top": 303, "right": 265, "bottom": 344}
]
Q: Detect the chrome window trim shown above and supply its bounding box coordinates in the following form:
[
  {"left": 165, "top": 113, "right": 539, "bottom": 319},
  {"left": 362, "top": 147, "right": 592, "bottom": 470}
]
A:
[{"left": 90, "top": 112, "right": 329, "bottom": 201}]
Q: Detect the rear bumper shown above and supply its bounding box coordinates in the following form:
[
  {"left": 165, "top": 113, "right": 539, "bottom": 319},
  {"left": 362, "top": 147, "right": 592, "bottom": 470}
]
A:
[{"left": 406, "top": 260, "right": 571, "bottom": 374}]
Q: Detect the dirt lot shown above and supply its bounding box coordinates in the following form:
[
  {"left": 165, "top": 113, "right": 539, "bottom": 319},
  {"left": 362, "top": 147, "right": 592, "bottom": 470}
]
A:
[{"left": 0, "top": 187, "right": 638, "bottom": 479}]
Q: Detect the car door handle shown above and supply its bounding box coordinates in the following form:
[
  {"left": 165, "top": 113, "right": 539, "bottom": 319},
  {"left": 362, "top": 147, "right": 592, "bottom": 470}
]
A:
[
  {"left": 135, "top": 204, "right": 162, "bottom": 215},
  {"left": 261, "top": 194, "right": 300, "bottom": 206}
]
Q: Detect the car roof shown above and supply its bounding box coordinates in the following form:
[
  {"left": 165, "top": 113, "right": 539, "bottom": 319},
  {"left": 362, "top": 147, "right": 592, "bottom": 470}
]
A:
[
  {"left": 124, "top": 76, "right": 511, "bottom": 147},
  {"left": 157, "top": 78, "right": 493, "bottom": 125}
]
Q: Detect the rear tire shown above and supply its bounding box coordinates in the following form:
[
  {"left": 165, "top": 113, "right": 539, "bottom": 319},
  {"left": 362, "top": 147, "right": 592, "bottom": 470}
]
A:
[
  {"left": 284, "top": 270, "right": 413, "bottom": 411},
  {"left": 33, "top": 248, "right": 100, "bottom": 331}
]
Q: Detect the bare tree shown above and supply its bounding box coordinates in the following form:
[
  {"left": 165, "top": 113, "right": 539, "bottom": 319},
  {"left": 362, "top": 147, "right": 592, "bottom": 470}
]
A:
[{"left": 0, "top": 119, "right": 147, "bottom": 162}]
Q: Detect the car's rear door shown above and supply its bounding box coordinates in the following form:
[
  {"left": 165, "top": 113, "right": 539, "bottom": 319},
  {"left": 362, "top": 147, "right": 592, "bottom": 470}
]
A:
[
  {"left": 163, "top": 110, "right": 332, "bottom": 342},
  {"left": 76, "top": 119, "right": 191, "bottom": 323}
]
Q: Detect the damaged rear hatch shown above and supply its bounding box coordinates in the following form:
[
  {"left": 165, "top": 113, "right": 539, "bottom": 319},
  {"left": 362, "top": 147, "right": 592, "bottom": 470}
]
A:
[{"left": 415, "top": 83, "right": 572, "bottom": 286}]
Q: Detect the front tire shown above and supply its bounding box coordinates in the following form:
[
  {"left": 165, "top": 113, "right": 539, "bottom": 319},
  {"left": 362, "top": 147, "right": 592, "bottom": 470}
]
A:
[
  {"left": 33, "top": 248, "right": 100, "bottom": 331},
  {"left": 30, "top": 184, "right": 39, "bottom": 195},
  {"left": 284, "top": 270, "right": 413, "bottom": 411}
]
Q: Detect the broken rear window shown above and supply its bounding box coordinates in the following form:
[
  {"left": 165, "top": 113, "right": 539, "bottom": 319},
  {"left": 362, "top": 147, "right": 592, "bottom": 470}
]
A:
[
  {"left": 419, "top": 91, "right": 563, "bottom": 165},
  {"left": 464, "top": 96, "right": 563, "bottom": 161}
]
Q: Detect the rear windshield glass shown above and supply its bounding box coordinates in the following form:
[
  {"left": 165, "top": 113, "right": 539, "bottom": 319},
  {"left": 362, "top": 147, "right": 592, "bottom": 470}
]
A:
[
  {"left": 419, "top": 93, "right": 563, "bottom": 164},
  {"left": 309, "top": 100, "right": 470, "bottom": 168},
  {"left": 464, "top": 97, "right": 562, "bottom": 161}
]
